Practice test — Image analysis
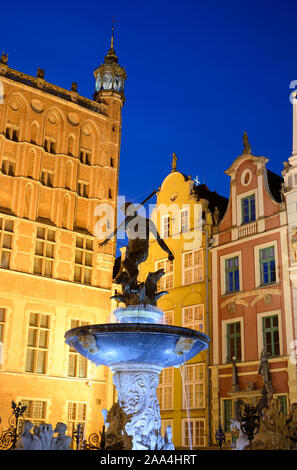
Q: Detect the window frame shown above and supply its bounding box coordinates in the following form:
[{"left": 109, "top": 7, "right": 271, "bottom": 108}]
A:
[
  {"left": 182, "top": 363, "right": 205, "bottom": 409},
  {"left": 68, "top": 319, "right": 89, "bottom": 378},
  {"left": 256, "top": 310, "right": 283, "bottom": 358},
  {"left": 259, "top": 246, "right": 276, "bottom": 286},
  {"left": 25, "top": 312, "right": 50, "bottom": 374},
  {"left": 161, "top": 214, "right": 171, "bottom": 239},
  {"left": 182, "top": 248, "right": 204, "bottom": 286},
  {"left": 74, "top": 236, "right": 93, "bottom": 285},
  {"left": 19, "top": 398, "right": 48, "bottom": 426},
  {"left": 156, "top": 367, "right": 173, "bottom": 410},
  {"left": 67, "top": 401, "right": 87, "bottom": 446},
  {"left": 0, "top": 217, "right": 14, "bottom": 270},
  {"left": 182, "top": 304, "right": 204, "bottom": 332},
  {"left": 182, "top": 418, "right": 206, "bottom": 448},
  {"left": 155, "top": 258, "right": 174, "bottom": 290},
  {"left": 262, "top": 314, "right": 280, "bottom": 357},
  {"left": 225, "top": 256, "right": 240, "bottom": 294},
  {"left": 220, "top": 251, "right": 242, "bottom": 296},
  {"left": 34, "top": 227, "right": 56, "bottom": 277},
  {"left": 222, "top": 317, "right": 245, "bottom": 363},
  {"left": 254, "top": 241, "right": 279, "bottom": 288},
  {"left": 180, "top": 207, "right": 190, "bottom": 233},
  {"left": 222, "top": 398, "right": 233, "bottom": 432},
  {"left": 241, "top": 193, "right": 256, "bottom": 225},
  {"left": 226, "top": 321, "right": 242, "bottom": 362}
]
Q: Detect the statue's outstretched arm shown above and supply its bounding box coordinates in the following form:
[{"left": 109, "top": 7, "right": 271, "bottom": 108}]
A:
[{"left": 149, "top": 220, "right": 174, "bottom": 260}]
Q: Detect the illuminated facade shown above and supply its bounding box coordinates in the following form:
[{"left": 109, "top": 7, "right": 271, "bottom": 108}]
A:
[
  {"left": 0, "top": 38, "right": 126, "bottom": 439},
  {"left": 139, "top": 158, "right": 228, "bottom": 448},
  {"left": 210, "top": 138, "right": 297, "bottom": 445}
]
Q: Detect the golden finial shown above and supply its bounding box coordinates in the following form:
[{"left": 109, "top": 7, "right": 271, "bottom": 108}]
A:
[
  {"left": 111, "top": 18, "right": 115, "bottom": 49},
  {"left": 172, "top": 153, "right": 177, "bottom": 172}
]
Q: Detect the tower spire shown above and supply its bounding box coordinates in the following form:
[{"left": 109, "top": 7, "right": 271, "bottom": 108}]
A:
[
  {"left": 93, "top": 21, "right": 127, "bottom": 98},
  {"left": 110, "top": 18, "right": 115, "bottom": 50}
]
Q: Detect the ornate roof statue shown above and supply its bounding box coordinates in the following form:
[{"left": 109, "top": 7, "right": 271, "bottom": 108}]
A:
[
  {"left": 243, "top": 132, "right": 252, "bottom": 155},
  {"left": 172, "top": 153, "right": 177, "bottom": 172},
  {"left": 0, "top": 52, "right": 8, "bottom": 65}
]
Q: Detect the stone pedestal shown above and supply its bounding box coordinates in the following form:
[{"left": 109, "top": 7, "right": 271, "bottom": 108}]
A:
[{"left": 111, "top": 362, "right": 164, "bottom": 450}]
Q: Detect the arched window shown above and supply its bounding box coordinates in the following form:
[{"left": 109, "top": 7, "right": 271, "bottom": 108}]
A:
[
  {"left": 5, "top": 96, "right": 26, "bottom": 142},
  {"left": 67, "top": 135, "right": 75, "bottom": 157},
  {"left": 27, "top": 149, "right": 36, "bottom": 179},
  {"left": 62, "top": 194, "right": 70, "bottom": 229},
  {"left": 79, "top": 124, "right": 94, "bottom": 165},
  {"left": 65, "top": 161, "right": 73, "bottom": 190},
  {"left": 31, "top": 122, "right": 39, "bottom": 145},
  {"left": 24, "top": 184, "right": 33, "bottom": 219},
  {"left": 43, "top": 110, "right": 62, "bottom": 154}
]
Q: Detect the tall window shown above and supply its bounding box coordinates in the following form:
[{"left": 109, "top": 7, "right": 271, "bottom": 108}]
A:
[
  {"left": 44, "top": 137, "right": 56, "bottom": 154},
  {"left": 5, "top": 124, "right": 19, "bottom": 142},
  {"left": 241, "top": 194, "right": 256, "bottom": 224},
  {"left": 276, "top": 395, "right": 287, "bottom": 414},
  {"left": 157, "top": 368, "right": 173, "bottom": 410},
  {"left": 260, "top": 246, "right": 276, "bottom": 285},
  {"left": 41, "top": 170, "right": 53, "bottom": 187},
  {"left": 1, "top": 159, "right": 15, "bottom": 176},
  {"left": 223, "top": 399, "right": 233, "bottom": 432},
  {"left": 68, "top": 320, "right": 89, "bottom": 378},
  {"left": 162, "top": 310, "right": 174, "bottom": 325},
  {"left": 79, "top": 149, "right": 91, "bottom": 165},
  {"left": 183, "top": 249, "right": 203, "bottom": 285},
  {"left": 74, "top": 237, "right": 93, "bottom": 285},
  {"left": 183, "top": 419, "right": 206, "bottom": 447},
  {"left": 182, "top": 363, "right": 205, "bottom": 409},
  {"left": 162, "top": 215, "right": 171, "bottom": 239},
  {"left": 67, "top": 402, "right": 87, "bottom": 438},
  {"left": 225, "top": 257, "right": 239, "bottom": 293},
  {"left": 227, "top": 322, "right": 241, "bottom": 362},
  {"left": 180, "top": 208, "right": 189, "bottom": 233},
  {"left": 25, "top": 313, "right": 50, "bottom": 374},
  {"left": 0, "top": 218, "right": 13, "bottom": 269},
  {"left": 161, "top": 419, "right": 173, "bottom": 440},
  {"left": 262, "top": 315, "right": 280, "bottom": 357},
  {"left": 34, "top": 227, "right": 55, "bottom": 277},
  {"left": 156, "top": 259, "right": 174, "bottom": 290},
  {"left": 21, "top": 400, "right": 47, "bottom": 425},
  {"left": 182, "top": 305, "right": 204, "bottom": 332},
  {"left": 0, "top": 308, "right": 5, "bottom": 343},
  {"left": 77, "top": 181, "right": 89, "bottom": 198}
]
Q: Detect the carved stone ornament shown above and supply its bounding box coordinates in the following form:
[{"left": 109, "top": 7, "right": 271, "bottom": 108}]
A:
[
  {"left": 227, "top": 302, "right": 236, "bottom": 314},
  {"left": 9, "top": 100, "right": 20, "bottom": 111},
  {"left": 264, "top": 294, "right": 272, "bottom": 306},
  {"left": 77, "top": 333, "right": 99, "bottom": 355},
  {"left": 111, "top": 363, "right": 173, "bottom": 450},
  {"left": 48, "top": 114, "right": 57, "bottom": 124},
  {"left": 67, "top": 112, "right": 79, "bottom": 126},
  {"left": 291, "top": 226, "right": 297, "bottom": 263},
  {"left": 30, "top": 99, "right": 44, "bottom": 113}
]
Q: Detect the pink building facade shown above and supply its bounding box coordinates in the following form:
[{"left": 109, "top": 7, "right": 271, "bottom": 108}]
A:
[{"left": 210, "top": 138, "right": 297, "bottom": 443}]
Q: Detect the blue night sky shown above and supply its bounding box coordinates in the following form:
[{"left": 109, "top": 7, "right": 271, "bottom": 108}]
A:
[{"left": 1, "top": 0, "right": 297, "bottom": 204}]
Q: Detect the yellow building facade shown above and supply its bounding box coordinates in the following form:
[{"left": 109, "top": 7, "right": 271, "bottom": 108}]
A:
[
  {"left": 139, "top": 159, "right": 228, "bottom": 448},
  {"left": 0, "top": 41, "right": 126, "bottom": 442}
]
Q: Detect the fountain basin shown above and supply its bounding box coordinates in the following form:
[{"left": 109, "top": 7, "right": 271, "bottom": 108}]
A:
[{"left": 65, "top": 323, "right": 209, "bottom": 368}]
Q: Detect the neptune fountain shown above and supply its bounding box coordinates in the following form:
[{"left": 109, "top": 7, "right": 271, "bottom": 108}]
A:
[{"left": 65, "top": 202, "right": 210, "bottom": 450}]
